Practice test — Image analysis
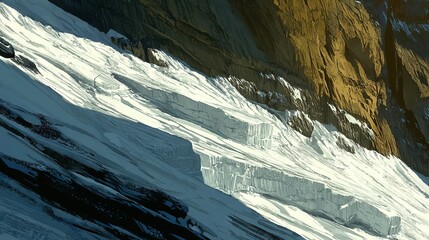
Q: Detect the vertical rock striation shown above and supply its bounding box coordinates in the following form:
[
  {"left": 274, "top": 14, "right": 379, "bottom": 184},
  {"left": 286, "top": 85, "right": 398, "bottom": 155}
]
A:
[{"left": 49, "top": 0, "right": 429, "bottom": 175}]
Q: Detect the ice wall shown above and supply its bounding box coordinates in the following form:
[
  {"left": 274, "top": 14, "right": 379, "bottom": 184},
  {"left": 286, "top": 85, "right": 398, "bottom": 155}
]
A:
[
  {"left": 198, "top": 152, "right": 401, "bottom": 236},
  {"left": 114, "top": 74, "right": 273, "bottom": 148},
  {"left": 151, "top": 139, "right": 203, "bottom": 179}
]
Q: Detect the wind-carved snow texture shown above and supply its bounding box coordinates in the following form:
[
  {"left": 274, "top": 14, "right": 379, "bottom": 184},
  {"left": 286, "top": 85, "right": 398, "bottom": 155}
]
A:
[
  {"left": 1, "top": 1, "right": 429, "bottom": 239},
  {"left": 114, "top": 73, "right": 401, "bottom": 236},
  {"left": 113, "top": 73, "right": 273, "bottom": 148},
  {"left": 113, "top": 55, "right": 401, "bottom": 236},
  {"left": 198, "top": 153, "right": 401, "bottom": 236}
]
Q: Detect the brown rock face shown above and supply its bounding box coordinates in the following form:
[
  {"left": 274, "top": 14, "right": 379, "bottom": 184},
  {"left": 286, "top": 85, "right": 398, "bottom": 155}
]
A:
[{"left": 49, "top": 0, "right": 429, "bottom": 175}]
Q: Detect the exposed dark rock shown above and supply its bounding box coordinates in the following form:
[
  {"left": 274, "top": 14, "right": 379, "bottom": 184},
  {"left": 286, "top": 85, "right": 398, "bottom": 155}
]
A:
[
  {"left": 12, "top": 55, "right": 40, "bottom": 74},
  {"left": 287, "top": 112, "right": 314, "bottom": 138},
  {"left": 0, "top": 154, "right": 205, "bottom": 240},
  {"left": 0, "top": 102, "right": 207, "bottom": 240},
  {"left": 48, "top": 0, "right": 429, "bottom": 175},
  {"left": 147, "top": 48, "right": 169, "bottom": 67},
  {"left": 336, "top": 136, "right": 356, "bottom": 154},
  {"left": 111, "top": 36, "right": 146, "bottom": 61},
  {"left": 0, "top": 36, "right": 14, "bottom": 58}
]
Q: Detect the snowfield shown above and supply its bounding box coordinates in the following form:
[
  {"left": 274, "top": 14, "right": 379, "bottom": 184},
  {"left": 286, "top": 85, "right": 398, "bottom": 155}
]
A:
[{"left": 0, "top": 0, "right": 428, "bottom": 239}]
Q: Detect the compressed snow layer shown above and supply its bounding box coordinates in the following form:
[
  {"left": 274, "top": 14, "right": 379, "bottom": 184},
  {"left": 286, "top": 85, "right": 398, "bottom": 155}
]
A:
[
  {"left": 199, "top": 153, "right": 401, "bottom": 236},
  {"left": 0, "top": 1, "right": 429, "bottom": 239},
  {"left": 113, "top": 73, "right": 273, "bottom": 148}
]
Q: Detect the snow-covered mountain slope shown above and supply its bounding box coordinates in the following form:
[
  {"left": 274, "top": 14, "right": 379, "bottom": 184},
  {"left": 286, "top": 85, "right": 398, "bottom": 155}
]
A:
[{"left": 0, "top": 0, "right": 428, "bottom": 239}]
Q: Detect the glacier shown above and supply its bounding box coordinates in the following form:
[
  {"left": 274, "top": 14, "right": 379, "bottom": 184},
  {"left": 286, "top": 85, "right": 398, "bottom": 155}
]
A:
[
  {"left": 199, "top": 153, "right": 401, "bottom": 236},
  {"left": 0, "top": 0, "right": 428, "bottom": 239}
]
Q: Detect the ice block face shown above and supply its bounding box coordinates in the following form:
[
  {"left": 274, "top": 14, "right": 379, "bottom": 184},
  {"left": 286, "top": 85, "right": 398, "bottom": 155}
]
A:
[
  {"left": 199, "top": 153, "right": 401, "bottom": 236},
  {"left": 113, "top": 73, "right": 274, "bottom": 149}
]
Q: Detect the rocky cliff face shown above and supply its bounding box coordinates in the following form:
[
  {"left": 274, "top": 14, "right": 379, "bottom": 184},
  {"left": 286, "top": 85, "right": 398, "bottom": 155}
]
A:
[{"left": 49, "top": 0, "right": 429, "bottom": 175}]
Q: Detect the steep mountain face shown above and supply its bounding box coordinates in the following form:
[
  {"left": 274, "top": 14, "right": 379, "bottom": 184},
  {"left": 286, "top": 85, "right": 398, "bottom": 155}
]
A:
[
  {"left": 48, "top": 0, "right": 429, "bottom": 175},
  {"left": 2, "top": 1, "right": 429, "bottom": 239},
  {"left": 383, "top": 0, "right": 429, "bottom": 172}
]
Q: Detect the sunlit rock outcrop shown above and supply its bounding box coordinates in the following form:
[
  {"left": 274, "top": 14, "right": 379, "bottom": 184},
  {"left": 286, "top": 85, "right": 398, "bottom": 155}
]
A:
[{"left": 48, "top": 0, "right": 429, "bottom": 175}]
